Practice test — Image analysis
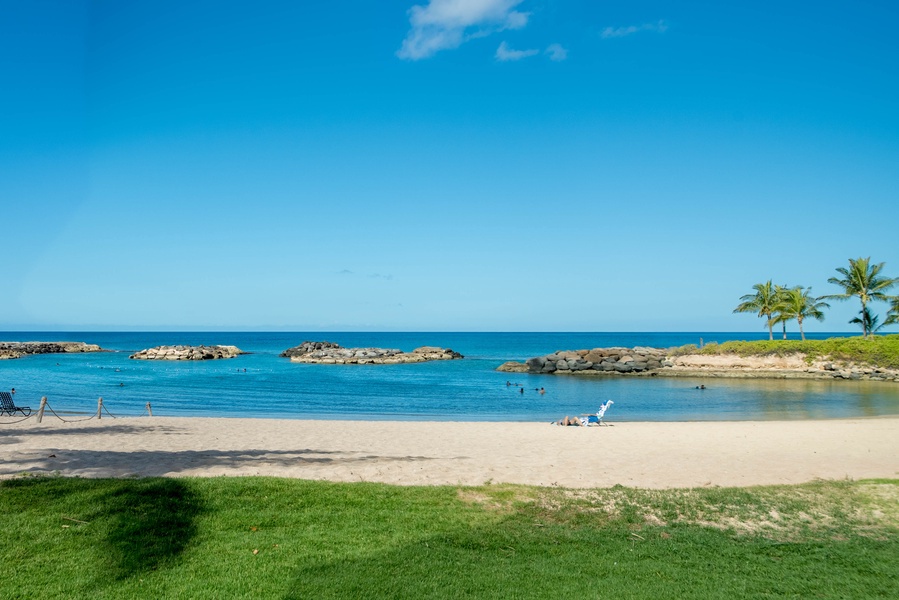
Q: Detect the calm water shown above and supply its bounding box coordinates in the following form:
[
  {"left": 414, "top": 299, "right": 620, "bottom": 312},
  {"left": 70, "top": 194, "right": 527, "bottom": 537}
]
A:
[{"left": 2, "top": 332, "right": 897, "bottom": 422}]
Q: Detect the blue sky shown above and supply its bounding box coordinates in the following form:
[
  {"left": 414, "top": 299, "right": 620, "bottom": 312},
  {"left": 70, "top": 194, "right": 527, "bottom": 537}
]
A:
[{"left": 2, "top": 0, "right": 898, "bottom": 332}]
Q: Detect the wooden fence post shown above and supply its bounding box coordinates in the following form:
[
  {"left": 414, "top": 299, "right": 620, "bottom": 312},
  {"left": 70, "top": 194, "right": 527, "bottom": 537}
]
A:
[
  {"left": 97, "top": 397, "right": 103, "bottom": 420},
  {"left": 146, "top": 402, "right": 153, "bottom": 417},
  {"left": 37, "top": 396, "right": 47, "bottom": 423}
]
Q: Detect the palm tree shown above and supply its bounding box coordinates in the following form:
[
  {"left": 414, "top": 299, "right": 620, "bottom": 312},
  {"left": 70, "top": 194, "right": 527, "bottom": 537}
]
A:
[
  {"left": 884, "top": 297, "right": 899, "bottom": 327},
  {"left": 733, "top": 280, "right": 779, "bottom": 340},
  {"left": 849, "top": 307, "right": 884, "bottom": 336},
  {"left": 825, "top": 257, "right": 898, "bottom": 338},
  {"left": 773, "top": 283, "right": 791, "bottom": 339},
  {"left": 773, "top": 287, "right": 829, "bottom": 341}
]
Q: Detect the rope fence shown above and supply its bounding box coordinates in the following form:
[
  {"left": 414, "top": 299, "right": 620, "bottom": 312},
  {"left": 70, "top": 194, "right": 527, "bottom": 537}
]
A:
[{"left": 1, "top": 397, "right": 154, "bottom": 425}]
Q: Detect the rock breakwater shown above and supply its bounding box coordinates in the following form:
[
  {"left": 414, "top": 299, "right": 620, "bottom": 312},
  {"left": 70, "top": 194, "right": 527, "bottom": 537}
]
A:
[
  {"left": 0, "top": 341, "right": 103, "bottom": 360},
  {"left": 500, "top": 346, "right": 669, "bottom": 375},
  {"left": 281, "top": 341, "right": 463, "bottom": 364},
  {"left": 130, "top": 345, "right": 243, "bottom": 360},
  {"left": 665, "top": 354, "right": 899, "bottom": 382},
  {"left": 498, "top": 346, "right": 899, "bottom": 382}
]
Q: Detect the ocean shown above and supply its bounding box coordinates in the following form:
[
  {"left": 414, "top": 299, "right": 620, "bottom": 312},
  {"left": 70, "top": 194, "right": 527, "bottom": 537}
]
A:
[{"left": 2, "top": 332, "right": 897, "bottom": 422}]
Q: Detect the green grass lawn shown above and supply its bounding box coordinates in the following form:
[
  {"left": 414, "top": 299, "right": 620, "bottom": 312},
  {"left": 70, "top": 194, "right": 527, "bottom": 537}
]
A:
[{"left": 2, "top": 476, "right": 897, "bottom": 599}]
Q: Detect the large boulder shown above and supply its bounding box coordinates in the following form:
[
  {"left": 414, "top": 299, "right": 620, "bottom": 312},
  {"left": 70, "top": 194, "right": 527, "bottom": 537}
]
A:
[
  {"left": 584, "top": 350, "right": 606, "bottom": 363},
  {"left": 525, "top": 357, "right": 546, "bottom": 372},
  {"left": 497, "top": 361, "right": 529, "bottom": 373}
]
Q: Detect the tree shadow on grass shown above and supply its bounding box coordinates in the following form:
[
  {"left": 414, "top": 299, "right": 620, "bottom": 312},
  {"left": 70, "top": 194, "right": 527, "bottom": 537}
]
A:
[
  {"left": 90, "top": 478, "right": 203, "bottom": 580},
  {"left": 2, "top": 477, "right": 203, "bottom": 582}
]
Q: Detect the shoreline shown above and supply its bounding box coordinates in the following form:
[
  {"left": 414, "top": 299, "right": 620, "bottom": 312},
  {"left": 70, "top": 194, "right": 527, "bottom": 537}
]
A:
[{"left": 2, "top": 416, "right": 896, "bottom": 489}]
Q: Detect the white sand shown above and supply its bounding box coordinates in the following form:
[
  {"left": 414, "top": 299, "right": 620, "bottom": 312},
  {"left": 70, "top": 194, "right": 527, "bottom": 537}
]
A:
[{"left": 1, "top": 416, "right": 897, "bottom": 488}]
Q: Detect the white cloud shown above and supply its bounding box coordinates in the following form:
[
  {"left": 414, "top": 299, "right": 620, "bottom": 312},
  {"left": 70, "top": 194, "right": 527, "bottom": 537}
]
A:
[
  {"left": 545, "top": 43, "right": 567, "bottom": 61},
  {"left": 495, "top": 40, "right": 538, "bottom": 61},
  {"left": 398, "top": 0, "right": 530, "bottom": 60},
  {"left": 601, "top": 19, "right": 668, "bottom": 39}
]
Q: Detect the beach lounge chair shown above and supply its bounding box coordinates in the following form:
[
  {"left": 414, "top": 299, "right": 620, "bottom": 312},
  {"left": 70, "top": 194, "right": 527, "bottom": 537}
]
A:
[
  {"left": 0, "top": 391, "right": 31, "bottom": 416},
  {"left": 556, "top": 400, "right": 615, "bottom": 427},
  {"left": 595, "top": 400, "right": 613, "bottom": 425}
]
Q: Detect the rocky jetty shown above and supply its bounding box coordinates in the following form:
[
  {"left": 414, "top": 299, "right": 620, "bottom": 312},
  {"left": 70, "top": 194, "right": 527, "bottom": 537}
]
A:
[
  {"left": 498, "top": 346, "right": 899, "bottom": 382},
  {"left": 281, "top": 341, "right": 463, "bottom": 364},
  {"left": 663, "top": 354, "right": 899, "bottom": 382},
  {"left": 0, "top": 341, "right": 103, "bottom": 360},
  {"left": 130, "top": 345, "right": 243, "bottom": 361},
  {"left": 500, "top": 346, "right": 669, "bottom": 375}
]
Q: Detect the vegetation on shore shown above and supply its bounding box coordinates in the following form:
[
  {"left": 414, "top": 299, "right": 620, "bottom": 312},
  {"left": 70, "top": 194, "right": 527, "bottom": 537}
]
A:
[
  {"left": 734, "top": 257, "right": 899, "bottom": 339},
  {"left": 671, "top": 334, "right": 899, "bottom": 370},
  {"left": 2, "top": 476, "right": 897, "bottom": 599}
]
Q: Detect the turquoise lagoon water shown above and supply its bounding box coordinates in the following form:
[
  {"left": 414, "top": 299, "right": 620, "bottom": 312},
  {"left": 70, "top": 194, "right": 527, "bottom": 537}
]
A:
[{"left": 1, "top": 332, "right": 898, "bottom": 422}]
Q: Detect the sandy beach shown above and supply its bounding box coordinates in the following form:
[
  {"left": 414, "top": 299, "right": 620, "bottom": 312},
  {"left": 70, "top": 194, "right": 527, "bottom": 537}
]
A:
[{"left": 2, "top": 416, "right": 897, "bottom": 488}]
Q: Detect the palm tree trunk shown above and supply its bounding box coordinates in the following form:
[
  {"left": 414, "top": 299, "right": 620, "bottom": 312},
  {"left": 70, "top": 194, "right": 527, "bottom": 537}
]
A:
[
  {"left": 782, "top": 321, "right": 787, "bottom": 340},
  {"left": 767, "top": 320, "right": 773, "bottom": 340},
  {"left": 861, "top": 299, "right": 869, "bottom": 338},
  {"left": 798, "top": 317, "right": 805, "bottom": 341}
]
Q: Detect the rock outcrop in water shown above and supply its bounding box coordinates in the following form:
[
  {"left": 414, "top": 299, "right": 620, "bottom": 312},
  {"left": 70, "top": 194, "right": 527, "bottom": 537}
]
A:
[
  {"left": 280, "top": 341, "right": 342, "bottom": 358},
  {"left": 130, "top": 345, "right": 244, "bottom": 360},
  {"left": 281, "top": 341, "right": 463, "bottom": 364},
  {"left": 0, "top": 341, "right": 104, "bottom": 360}
]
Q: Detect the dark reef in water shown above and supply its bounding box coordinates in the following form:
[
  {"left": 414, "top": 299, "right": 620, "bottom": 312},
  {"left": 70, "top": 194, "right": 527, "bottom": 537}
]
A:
[{"left": 0, "top": 341, "right": 104, "bottom": 360}]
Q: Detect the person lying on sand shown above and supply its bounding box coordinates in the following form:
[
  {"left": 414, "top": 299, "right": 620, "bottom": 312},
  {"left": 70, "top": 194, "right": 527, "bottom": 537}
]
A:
[
  {"left": 554, "top": 401, "right": 614, "bottom": 426},
  {"left": 555, "top": 415, "right": 589, "bottom": 426}
]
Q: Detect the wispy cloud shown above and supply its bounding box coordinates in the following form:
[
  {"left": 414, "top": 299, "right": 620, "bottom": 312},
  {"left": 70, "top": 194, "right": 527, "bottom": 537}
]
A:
[
  {"left": 495, "top": 41, "right": 538, "bottom": 61},
  {"left": 601, "top": 19, "right": 668, "bottom": 39},
  {"left": 338, "top": 270, "right": 394, "bottom": 281},
  {"left": 398, "top": 0, "right": 530, "bottom": 60},
  {"left": 545, "top": 43, "right": 567, "bottom": 61}
]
